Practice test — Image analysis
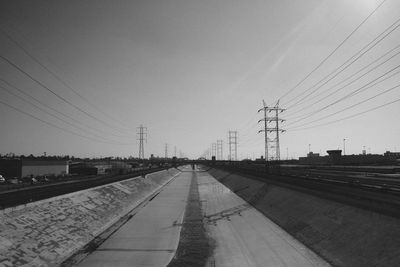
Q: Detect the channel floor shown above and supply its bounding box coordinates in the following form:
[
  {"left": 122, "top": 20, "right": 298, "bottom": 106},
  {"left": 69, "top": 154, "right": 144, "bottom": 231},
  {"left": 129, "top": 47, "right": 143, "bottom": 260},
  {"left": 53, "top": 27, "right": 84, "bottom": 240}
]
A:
[
  {"left": 77, "top": 167, "right": 192, "bottom": 267},
  {"left": 198, "top": 170, "right": 331, "bottom": 267}
]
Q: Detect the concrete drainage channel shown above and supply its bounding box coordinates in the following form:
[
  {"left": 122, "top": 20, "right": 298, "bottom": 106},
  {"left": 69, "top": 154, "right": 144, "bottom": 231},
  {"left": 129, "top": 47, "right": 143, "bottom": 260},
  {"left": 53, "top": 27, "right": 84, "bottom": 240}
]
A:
[
  {"left": 207, "top": 167, "right": 400, "bottom": 267},
  {"left": 62, "top": 171, "right": 181, "bottom": 266},
  {"left": 0, "top": 169, "right": 180, "bottom": 267},
  {"left": 167, "top": 171, "right": 214, "bottom": 267}
]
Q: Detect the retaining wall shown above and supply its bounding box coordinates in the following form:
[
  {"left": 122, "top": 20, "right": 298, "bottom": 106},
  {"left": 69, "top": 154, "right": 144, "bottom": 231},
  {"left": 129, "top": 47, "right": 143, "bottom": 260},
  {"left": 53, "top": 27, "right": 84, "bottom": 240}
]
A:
[
  {"left": 0, "top": 169, "right": 180, "bottom": 267},
  {"left": 208, "top": 168, "right": 400, "bottom": 267}
]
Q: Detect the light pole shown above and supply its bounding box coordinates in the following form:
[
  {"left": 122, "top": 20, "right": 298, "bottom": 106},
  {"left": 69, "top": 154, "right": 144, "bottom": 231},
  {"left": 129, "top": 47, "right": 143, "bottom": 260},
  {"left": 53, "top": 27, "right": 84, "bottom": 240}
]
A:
[
  {"left": 343, "top": 138, "right": 346, "bottom": 156},
  {"left": 308, "top": 144, "right": 311, "bottom": 154}
]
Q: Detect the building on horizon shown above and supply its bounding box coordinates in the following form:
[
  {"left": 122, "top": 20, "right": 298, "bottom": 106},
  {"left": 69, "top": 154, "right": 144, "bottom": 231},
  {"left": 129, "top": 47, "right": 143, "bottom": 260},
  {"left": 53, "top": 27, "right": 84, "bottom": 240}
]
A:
[{"left": 21, "top": 160, "right": 69, "bottom": 177}]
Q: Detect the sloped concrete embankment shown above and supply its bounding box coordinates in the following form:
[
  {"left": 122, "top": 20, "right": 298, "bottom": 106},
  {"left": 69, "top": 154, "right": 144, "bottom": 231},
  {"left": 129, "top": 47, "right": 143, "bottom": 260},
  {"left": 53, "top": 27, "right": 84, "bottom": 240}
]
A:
[
  {"left": 208, "top": 168, "right": 400, "bottom": 267},
  {"left": 0, "top": 169, "right": 180, "bottom": 267}
]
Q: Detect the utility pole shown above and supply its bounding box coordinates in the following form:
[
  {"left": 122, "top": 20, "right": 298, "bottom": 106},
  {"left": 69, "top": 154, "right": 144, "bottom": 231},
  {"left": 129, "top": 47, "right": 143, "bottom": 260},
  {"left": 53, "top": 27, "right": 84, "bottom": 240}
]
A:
[
  {"left": 165, "top": 143, "right": 168, "bottom": 158},
  {"left": 174, "top": 146, "right": 177, "bottom": 158},
  {"left": 217, "top": 140, "right": 223, "bottom": 160},
  {"left": 343, "top": 138, "right": 346, "bottom": 156},
  {"left": 228, "top": 130, "right": 238, "bottom": 161},
  {"left": 258, "top": 100, "right": 285, "bottom": 161},
  {"left": 137, "top": 125, "right": 147, "bottom": 159}
]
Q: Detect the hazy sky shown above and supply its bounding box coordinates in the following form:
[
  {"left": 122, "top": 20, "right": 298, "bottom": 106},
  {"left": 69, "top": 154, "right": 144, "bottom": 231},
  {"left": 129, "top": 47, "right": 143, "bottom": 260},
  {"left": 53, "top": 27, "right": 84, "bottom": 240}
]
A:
[{"left": 0, "top": 0, "right": 399, "bottom": 159}]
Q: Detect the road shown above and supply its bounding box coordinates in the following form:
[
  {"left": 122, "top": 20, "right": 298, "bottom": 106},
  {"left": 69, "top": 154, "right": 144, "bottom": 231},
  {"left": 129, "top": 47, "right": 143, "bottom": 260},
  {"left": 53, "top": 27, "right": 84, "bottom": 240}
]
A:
[{"left": 197, "top": 170, "right": 331, "bottom": 267}]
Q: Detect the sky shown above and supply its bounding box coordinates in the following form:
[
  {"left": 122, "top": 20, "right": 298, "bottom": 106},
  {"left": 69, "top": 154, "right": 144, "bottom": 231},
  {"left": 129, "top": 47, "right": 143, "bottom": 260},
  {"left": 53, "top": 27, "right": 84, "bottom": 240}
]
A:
[{"left": 0, "top": 0, "right": 399, "bottom": 159}]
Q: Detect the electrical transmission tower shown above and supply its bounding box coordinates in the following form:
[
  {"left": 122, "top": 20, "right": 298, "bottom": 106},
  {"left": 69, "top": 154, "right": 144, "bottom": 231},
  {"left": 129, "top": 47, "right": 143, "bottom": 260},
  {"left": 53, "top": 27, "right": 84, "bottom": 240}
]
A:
[
  {"left": 258, "top": 100, "right": 285, "bottom": 161},
  {"left": 217, "top": 140, "right": 223, "bottom": 160},
  {"left": 211, "top": 143, "right": 217, "bottom": 158},
  {"left": 165, "top": 143, "right": 169, "bottom": 158},
  {"left": 137, "top": 125, "right": 147, "bottom": 159},
  {"left": 228, "top": 130, "right": 238, "bottom": 161},
  {"left": 204, "top": 148, "right": 211, "bottom": 159}
]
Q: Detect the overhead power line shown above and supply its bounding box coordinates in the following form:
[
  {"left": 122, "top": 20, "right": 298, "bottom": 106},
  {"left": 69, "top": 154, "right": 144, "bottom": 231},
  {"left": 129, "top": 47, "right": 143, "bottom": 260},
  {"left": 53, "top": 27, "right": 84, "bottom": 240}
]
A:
[
  {"left": 0, "top": 54, "right": 131, "bottom": 137},
  {"left": 285, "top": 42, "right": 400, "bottom": 119},
  {"left": 286, "top": 63, "right": 400, "bottom": 127},
  {"left": 288, "top": 97, "right": 400, "bottom": 131},
  {"left": 287, "top": 83, "right": 400, "bottom": 130},
  {"left": 0, "top": 99, "right": 135, "bottom": 145},
  {"left": 284, "top": 16, "right": 400, "bottom": 111},
  {"left": 238, "top": 137, "right": 263, "bottom": 147},
  {"left": 0, "top": 84, "right": 129, "bottom": 144},
  {"left": 0, "top": 78, "right": 132, "bottom": 139},
  {"left": 236, "top": 111, "right": 259, "bottom": 131},
  {"left": 0, "top": 27, "right": 134, "bottom": 132},
  {"left": 276, "top": 0, "right": 387, "bottom": 103}
]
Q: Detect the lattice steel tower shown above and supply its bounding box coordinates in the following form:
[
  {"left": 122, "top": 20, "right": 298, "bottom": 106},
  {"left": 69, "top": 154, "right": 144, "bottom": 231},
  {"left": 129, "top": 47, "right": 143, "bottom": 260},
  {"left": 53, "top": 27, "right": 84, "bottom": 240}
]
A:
[
  {"left": 165, "top": 143, "right": 169, "bottom": 158},
  {"left": 211, "top": 143, "right": 217, "bottom": 158},
  {"left": 228, "top": 130, "right": 238, "bottom": 161},
  {"left": 137, "top": 125, "right": 147, "bottom": 159},
  {"left": 217, "top": 140, "right": 223, "bottom": 160},
  {"left": 258, "top": 100, "right": 285, "bottom": 161}
]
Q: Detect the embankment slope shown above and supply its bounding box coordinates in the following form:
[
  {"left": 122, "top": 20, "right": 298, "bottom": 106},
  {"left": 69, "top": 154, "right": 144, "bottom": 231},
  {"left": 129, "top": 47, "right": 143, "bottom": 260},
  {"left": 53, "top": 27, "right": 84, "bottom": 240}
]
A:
[
  {"left": 0, "top": 169, "right": 179, "bottom": 267},
  {"left": 208, "top": 168, "right": 400, "bottom": 267}
]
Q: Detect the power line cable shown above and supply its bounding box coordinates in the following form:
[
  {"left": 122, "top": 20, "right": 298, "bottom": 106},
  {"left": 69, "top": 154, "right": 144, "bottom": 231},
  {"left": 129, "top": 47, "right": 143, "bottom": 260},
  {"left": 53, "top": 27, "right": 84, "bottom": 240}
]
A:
[
  {"left": 0, "top": 99, "right": 135, "bottom": 145},
  {"left": 0, "top": 27, "right": 135, "bottom": 132},
  {"left": 0, "top": 54, "right": 132, "bottom": 137},
  {"left": 288, "top": 46, "right": 400, "bottom": 120},
  {"left": 287, "top": 19, "right": 400, "bottom": 109},
  {"left": 0, "top": 84, "right": 129, "bottom": 144},
  {"left": 239, "top": 122, "right": 259, "bottom": 137},
  {"left": 286, "top": 63, "right": 400, "bottom": 126},
  {"left": 288, "top": 97, "right": 400, "bottom": 131},
  {"left": 0, "top": 78, "right": 132, "bottom": 139},
  {"left": 287, "top": 82, "right": 400, "bottom": 130},
  {"left": 276, "top": 0, "right": 387, "bottom": 103},
  {"left": 239, "top": 138, "right": 263, "bottom": 147},
  {"left": 237, "top": 112, "right": 259, "bottom": 132},
  {"left": 285, "top": 42, "right": 400, "bottom": 119},
  {"left": 285, "top": 17, "right": 400, "bottom": 110}
]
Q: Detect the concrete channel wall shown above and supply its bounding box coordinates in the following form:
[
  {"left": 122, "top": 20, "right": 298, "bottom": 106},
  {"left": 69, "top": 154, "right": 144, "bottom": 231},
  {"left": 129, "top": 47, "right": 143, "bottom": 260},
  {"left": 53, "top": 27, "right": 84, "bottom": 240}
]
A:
[
  {"left": 208, "top": 168, "right": 400, "bottom": 267},
  {"left": 0, "top": 169, "right": 180, "bottom": 267}
]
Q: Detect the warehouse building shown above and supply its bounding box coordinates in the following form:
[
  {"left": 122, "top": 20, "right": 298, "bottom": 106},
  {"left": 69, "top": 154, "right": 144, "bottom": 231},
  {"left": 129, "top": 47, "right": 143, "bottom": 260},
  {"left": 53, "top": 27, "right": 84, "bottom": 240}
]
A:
[{"left": 21, "top": 160, "right": 69, "bottom": 177}]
